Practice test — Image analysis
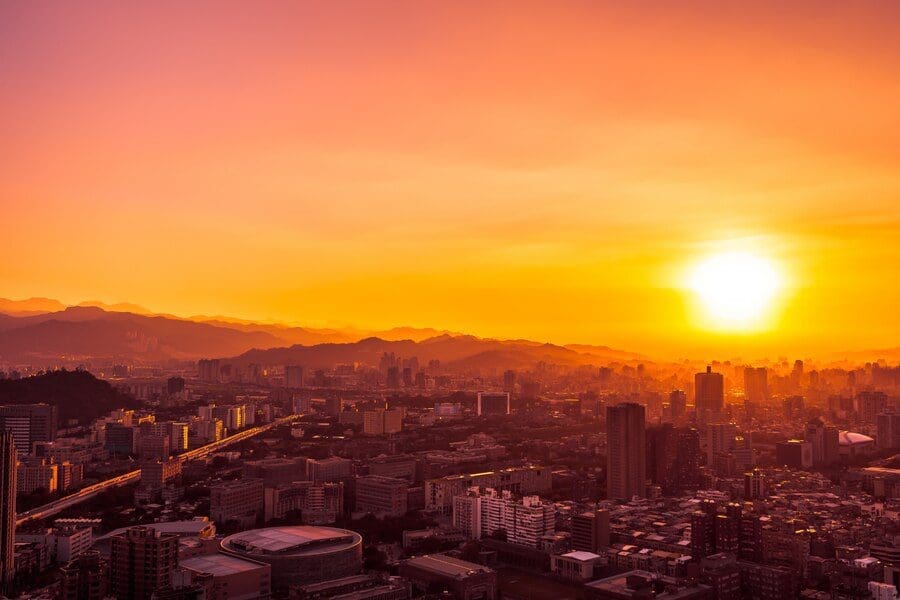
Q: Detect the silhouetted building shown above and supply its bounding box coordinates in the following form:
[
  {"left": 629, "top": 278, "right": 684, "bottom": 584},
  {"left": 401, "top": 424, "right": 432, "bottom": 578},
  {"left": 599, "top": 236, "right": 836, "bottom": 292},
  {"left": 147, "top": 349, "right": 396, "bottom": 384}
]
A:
[
  {"left": 743, "top": 367, "right": 768, "bottom": 406},
  {"left": 647, "top": 425, "right": 676, "bottom": 493},
  {"left": 607, "top": 403, "right": 646, "bottom": 500},
  {"left": 285, "top": 365, "right": 304, "bottom": 389},
  {"left": 477, "top": 392, "right": 510, "bottom": 417},
  {"left": 0, "top": 431, "right": 15, "bottom": 593},
  {"left": 197, "top": 359, "right": 220, "bottom": 383},
  {"left": 706, "top": 422, "right": 736, "bottom": 468},
  {"left": 166, "top": 377, "right": 185, "bottom": 395},
  {"left": 691, "top": 499, "right": 719, "bottom": 559},
  {"left": 876, "top": 412, "right": 900, "bottom": 450},
  {"left": 668, "top": 390, "right": 687, "bottom": 420},
  {"left": 782, "top": 396, "right": 804, "bottom": 420},
  {"left": 775, "top": 439, "right": 812, "bottom": 469},
  {"left": 804, "top": 417, "right": 840, "bottom": 466},
  {"left": 695, "top": 366, "right": 724, "bottom": 423},
  {"left": 503, "top": 370, "right": 516, "bottom": 393}
]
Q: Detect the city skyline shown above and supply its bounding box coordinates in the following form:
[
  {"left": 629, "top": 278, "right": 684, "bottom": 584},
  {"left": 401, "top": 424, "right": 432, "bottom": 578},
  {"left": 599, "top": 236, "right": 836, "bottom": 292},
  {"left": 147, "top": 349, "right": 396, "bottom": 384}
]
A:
[
  {"left": 2, "top": 2, "right": 899, "bottom": 358},
  {"left": 2, "top": 4, "right": 899, "bottom": 599}
]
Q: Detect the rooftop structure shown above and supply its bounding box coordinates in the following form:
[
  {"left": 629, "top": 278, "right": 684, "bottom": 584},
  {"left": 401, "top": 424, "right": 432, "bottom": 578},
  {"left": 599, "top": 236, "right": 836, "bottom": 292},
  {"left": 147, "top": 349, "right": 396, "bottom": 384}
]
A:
[{"left": 220, "top": 526, "right": 362, "bottom": 593}]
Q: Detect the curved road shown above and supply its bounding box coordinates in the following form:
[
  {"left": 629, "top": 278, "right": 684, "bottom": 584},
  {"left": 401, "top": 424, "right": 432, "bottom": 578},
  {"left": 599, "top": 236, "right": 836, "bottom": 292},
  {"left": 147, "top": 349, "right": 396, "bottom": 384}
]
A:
[{"left": 16, "top": 414, "right": 300, "bottom": 527}]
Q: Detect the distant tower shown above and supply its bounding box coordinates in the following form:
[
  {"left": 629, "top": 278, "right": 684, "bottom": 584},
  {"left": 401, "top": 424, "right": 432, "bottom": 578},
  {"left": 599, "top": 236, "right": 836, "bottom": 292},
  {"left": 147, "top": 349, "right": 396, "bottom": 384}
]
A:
[
  {"left": 503, "top": 370, "right": 516, "bottom": 393},
  {"left": 668, "top": 390, "right": 687, "bottom": 420},
  {"left": 0, "top": 430, "right": 16, "bottom": 593},
  {"left": 695, "top": 366, "right": 724, "bottom": 423},
  {"left": 606, "top": 403, "right": 646, "bottom": 500},
  {"left": 743, "top": 367, "right": 768, "bottom": 416}
]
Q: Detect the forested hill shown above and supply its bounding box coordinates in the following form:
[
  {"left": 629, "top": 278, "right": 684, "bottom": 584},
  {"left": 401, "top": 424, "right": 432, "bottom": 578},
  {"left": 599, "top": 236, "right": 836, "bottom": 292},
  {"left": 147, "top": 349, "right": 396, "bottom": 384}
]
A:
[{"left": 0, "top": 369, "right": 138, "bottom": 426}]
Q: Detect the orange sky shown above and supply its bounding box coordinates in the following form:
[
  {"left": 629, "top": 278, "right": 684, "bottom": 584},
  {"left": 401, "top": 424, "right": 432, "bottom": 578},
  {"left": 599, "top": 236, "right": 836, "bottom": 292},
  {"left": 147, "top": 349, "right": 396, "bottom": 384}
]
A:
[{"left": 1, "top": 1, "right": 899, "bottom": 359}]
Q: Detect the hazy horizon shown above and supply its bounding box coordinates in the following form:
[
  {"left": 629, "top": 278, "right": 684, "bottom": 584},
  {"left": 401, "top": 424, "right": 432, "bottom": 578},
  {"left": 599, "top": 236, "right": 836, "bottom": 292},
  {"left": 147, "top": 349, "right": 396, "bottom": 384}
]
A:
[
  {"left": 1, "top": 294, "right": 897, "bottom": 365},
  {"left": 3, "top": 2, "right": 899, "bottom": 359}
]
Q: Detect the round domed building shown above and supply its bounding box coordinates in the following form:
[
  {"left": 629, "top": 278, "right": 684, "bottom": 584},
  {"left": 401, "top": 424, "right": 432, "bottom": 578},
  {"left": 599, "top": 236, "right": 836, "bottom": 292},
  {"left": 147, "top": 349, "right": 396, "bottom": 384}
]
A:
[
  {"left": 220, "top": 525, "right": 362, "bottom": 592},
  {"left": 838, "top": 430, "right": 876, "bottom": 459}
]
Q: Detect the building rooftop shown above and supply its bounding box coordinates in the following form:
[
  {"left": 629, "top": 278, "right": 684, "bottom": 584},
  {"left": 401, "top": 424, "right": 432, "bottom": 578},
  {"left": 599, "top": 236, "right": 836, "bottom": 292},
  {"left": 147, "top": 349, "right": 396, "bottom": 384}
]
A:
[
  {"left": 181, "top": 553, "right": 268, "bottom": 576},
  {"left": 839, "top": 431, "right": 875, "bottom": 446},
  {"left": 404, "top": 554, "right": 494, "bottom": 578},
  {"left": 560, "top": 551, "right": 601, "bottom": 562},
  {"left": 98, "top": 519, "right": 214, "bottom": 541},
  {"left": 222, "top": 525, "right": 361, "bottom": 556}
]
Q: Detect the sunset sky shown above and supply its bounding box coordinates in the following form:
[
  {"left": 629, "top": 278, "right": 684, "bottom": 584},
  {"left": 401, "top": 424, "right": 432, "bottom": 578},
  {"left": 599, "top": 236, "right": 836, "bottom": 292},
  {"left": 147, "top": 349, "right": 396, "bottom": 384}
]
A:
[{"left": 2, "top": 1, "right": 899, "bottom": 359}]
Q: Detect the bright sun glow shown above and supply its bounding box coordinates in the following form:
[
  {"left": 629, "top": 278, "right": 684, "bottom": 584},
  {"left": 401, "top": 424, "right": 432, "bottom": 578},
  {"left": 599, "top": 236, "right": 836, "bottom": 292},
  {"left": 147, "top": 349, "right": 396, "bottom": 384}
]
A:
[{"left": 688, "top": 252, "right": 783, "bottom": 330}]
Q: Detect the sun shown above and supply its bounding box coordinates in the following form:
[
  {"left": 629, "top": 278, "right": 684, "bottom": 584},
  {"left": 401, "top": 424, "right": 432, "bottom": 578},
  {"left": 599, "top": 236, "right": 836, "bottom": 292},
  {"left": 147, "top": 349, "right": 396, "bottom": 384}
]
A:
[{"left": 688, "top": 251, "right": 783, "bottom": 330}]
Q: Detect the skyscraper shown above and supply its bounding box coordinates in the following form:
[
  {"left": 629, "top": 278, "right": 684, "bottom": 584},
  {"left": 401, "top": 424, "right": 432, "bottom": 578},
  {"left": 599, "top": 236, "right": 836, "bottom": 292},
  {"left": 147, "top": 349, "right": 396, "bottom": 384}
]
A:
[
  {"left": 668, "top": 390, "right": 687, "bottom": 420},
  {"left": 743, "top": 366, "right": 768, "bottom": 413},
  {"left": 284, "top": 365, "right": 304, "bottom": 389},
  {"left": 706, "top": 422, "right": 736, "bottom": 467},
  {"left": 804, "top": 417, "right": 838, "bottom": 466},
  {"left": 695, "top": 366, "right": 724, "bottom": 423},
  {"left": 503, "top": 370, "right": 516, "bottom": 393},
  {"left": 0, "top": 404, "right": 58, "bottom": 455},
  {"left": 647, "top": 425, "right": 701, "bottom": 495},
  {"left": 606, "top": 403, "right": 646, "bottom": 500},
  {"left": 0, "top": 431, "right": 16, "bottom": 593},
  {"left": 876, "top": 412, "right": 900, "bottom": 450}
]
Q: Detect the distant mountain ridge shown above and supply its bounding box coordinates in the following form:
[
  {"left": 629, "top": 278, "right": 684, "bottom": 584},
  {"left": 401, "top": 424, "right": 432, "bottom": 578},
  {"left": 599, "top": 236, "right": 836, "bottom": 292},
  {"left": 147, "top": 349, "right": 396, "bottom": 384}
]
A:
[
  {"left": 0, "top": 297, "right": 642, "bottom": 368},
  {"left": 225, "top": 334, "right": 643, "bottom": 372},
  {"left": 0, "top": 297, "right": 66, "bottom": 316},
  {"left": 0, "top": 306, "right": 285, "bottom": 362},
  {"left": 0, "top": 297, "right": 462, "bottom": 344}
]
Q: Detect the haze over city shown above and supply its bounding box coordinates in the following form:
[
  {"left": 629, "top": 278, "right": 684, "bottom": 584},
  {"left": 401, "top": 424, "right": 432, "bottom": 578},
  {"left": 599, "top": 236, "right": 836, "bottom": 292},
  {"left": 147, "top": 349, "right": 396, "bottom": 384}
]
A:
[{"left": 1, "top": 3, "right": 900, "bottom": 600}]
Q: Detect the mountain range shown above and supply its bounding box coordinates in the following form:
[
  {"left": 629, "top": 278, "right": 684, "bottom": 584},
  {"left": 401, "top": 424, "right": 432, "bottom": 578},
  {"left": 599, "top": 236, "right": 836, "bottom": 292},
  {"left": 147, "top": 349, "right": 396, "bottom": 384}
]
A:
[{"left": 0, "top": 297, "right": 642, "bottom": 368}]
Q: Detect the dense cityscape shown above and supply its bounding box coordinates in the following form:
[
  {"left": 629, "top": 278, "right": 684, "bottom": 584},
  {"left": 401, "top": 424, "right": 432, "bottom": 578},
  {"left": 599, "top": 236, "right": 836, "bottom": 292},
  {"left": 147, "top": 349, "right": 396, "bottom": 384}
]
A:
[
  {"left": 4, "top": 2, "right": 900, "bottom": 599},
  {"left": 0, "top": 329, "right": 896, "bottom": 599}
]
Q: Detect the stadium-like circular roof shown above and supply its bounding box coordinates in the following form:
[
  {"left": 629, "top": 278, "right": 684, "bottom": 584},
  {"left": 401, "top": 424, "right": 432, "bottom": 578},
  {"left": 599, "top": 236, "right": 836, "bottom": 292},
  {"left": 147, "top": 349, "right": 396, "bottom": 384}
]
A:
[
  {"left": 221, "top": 525, "right": 361, "bottom": 557},
  {"left": 838, "top": 431, "right": 874, "bottom": 446}
]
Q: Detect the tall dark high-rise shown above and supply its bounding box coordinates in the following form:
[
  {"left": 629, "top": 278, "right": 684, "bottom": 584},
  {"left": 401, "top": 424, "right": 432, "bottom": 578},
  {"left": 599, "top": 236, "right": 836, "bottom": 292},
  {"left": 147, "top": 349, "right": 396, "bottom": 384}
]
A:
[
  {"left": 668, "top": 390, "right": 687, "bottom": 420},
  {"left": 284, "top": 364, "right": 304, "bottom": 389},
  {"left": 646, "top": 425, "right": 702, "bottom": 495},
  {"left": 743, "top": 366, "right": 768, "bottom": 414},
  {"left": 606, "top": 403, "right": 646, "bottom": 500},
  {"left": 503, "top": 370, "right": 516, "bottom": 393},
  {"left": 694, "top": 366, "right": 724, "bottom": 423},
  {"left": 691, "top": 499, "right": 719, "bottom": 559},
  {"left": 0, "top": 404, "right": 58, "bottom": 454},
  {"left": 0, "top": 430, "right": 16, "bottom": 593}
]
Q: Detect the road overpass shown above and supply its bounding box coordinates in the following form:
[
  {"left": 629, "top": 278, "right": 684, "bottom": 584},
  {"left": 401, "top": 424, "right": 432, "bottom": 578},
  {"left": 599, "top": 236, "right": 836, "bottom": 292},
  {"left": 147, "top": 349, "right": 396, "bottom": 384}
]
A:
[{"left": 16, "top": 414, "right": 300, "bottom": 527}]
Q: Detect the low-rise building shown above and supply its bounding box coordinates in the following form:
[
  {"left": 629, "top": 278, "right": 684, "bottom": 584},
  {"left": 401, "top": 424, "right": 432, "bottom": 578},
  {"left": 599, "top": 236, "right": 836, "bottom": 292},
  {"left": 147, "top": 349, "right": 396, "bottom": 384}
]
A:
[{"left": 399, "top": 554, "right": 497, "bottom": 600}]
